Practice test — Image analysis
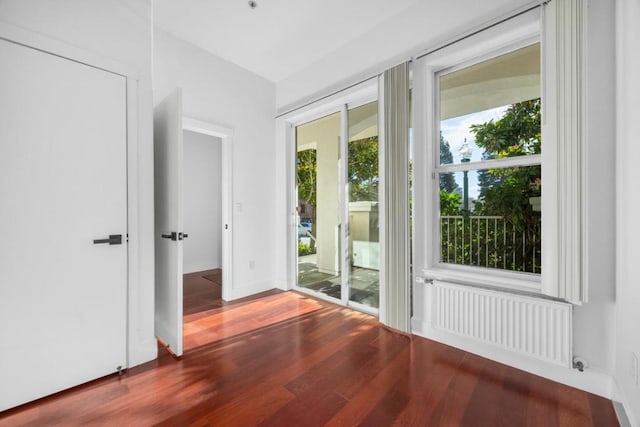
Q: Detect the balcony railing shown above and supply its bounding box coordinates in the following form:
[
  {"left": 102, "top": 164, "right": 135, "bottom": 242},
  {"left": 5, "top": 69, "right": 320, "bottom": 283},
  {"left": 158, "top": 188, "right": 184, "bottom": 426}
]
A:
[{"left": 440, "top": 215, "right": 541, "bottom": 274}]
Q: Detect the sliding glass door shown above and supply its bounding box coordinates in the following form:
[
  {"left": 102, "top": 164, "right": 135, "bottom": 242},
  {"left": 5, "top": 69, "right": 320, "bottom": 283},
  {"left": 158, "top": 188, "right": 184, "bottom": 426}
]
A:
[
  {"left": 296, "top": 112, "right": 342, "bottom": 300},
  {"left": 347, "top": 102, "right": 379, "bottom": 310},
  {"left": 294, "top": 101, "right": 379, "bottom": 314}
]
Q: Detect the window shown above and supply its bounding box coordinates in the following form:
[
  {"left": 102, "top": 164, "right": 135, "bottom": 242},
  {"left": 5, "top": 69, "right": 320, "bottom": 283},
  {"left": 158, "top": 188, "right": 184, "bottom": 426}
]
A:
[
  {"left": 415, "top": 3, "right": 585, "bottom": 301},
  {"left": 414, "top": 8, "right": 546, "bottom": 293},
  {"left": 436, "top": 44, "right": 542, "bottom": 276}
]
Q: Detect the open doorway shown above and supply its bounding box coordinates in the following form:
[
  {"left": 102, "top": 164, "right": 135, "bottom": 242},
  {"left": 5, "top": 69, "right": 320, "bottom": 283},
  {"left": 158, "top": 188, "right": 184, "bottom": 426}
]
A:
[
  {"left": 182, "top": 130, "right": 224, "bottom": 316},
  {"left": 154, "top": 90, "right": 235, "bottom": 357}
]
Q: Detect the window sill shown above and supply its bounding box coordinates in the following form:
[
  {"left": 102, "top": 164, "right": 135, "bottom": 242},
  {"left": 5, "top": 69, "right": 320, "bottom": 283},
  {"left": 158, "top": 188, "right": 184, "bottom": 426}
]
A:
[{"left": 421, "top": 265, "right": 542, "bottom": 295}]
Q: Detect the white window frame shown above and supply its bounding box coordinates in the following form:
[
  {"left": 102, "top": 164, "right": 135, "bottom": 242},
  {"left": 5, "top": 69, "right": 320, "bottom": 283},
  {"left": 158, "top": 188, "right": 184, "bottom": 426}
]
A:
[
  {"left": 416, "top": 2, "right": 586, "bottom": 303},
  {"left": 418, "top": 9, "right": 546, "bottom": 293}
]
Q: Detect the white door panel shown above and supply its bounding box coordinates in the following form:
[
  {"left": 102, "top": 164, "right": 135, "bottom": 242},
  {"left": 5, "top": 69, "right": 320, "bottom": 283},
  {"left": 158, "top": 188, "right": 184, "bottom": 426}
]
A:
[
  {"left": 0, "top": 39, "right": 128, "bottom": 411},
  {"left": 154, "top": 89, "right": 184, "bottom": 356}
]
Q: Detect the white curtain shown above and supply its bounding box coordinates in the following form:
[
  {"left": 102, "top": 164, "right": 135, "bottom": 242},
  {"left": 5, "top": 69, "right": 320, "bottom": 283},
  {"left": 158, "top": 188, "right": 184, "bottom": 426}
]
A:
[
  {"left": 541, "top": 0, "right": 586, "bottom": 303},
  {"left": 379, "top": 62, "right": 411, "bottom": 332}
]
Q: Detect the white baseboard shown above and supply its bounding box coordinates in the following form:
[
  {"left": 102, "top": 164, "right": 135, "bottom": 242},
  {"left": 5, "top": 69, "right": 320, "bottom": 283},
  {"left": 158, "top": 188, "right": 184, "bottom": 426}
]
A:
[
  {"left": 273, "top": 280, "right": 289, "bottom": 291},
  {"left": 225, "top": 280, "right": 276, "bottom": 301},
  {"left": 183, "top": 263, "right": 221, "bottom": 274},
  {"left": 612, "top": 380, "right": 638, "bottom": 427},
  {"left": 412, "top": 317, "right": 614, "bottom": 399}
]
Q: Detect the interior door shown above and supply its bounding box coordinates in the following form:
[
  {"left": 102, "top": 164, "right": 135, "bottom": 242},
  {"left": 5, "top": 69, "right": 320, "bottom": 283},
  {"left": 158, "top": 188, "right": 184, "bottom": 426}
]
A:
[
  {"left": 0, "top": 39, "right": 128, "bottom": 411},
  {"left": 154, "top": 89, "right": 184, "bottom": 356}
]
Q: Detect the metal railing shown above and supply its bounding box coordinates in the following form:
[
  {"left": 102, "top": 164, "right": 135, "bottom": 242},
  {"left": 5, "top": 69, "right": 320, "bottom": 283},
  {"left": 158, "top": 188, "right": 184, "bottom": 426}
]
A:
[{"left": 440, "top": 215, "right": 541, "bottom": 274}]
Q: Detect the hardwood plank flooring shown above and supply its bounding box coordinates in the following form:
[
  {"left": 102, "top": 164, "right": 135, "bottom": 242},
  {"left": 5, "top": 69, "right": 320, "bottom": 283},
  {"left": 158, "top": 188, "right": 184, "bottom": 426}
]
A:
[
  {"left": 0, "top": 276, "right": 619, "bottom": 426},
  {"left": 183, "top": 292, "right": 324, "bottom": 351},
  {"left": 182, "top": 269, "right": 283, "bottom": 317}
]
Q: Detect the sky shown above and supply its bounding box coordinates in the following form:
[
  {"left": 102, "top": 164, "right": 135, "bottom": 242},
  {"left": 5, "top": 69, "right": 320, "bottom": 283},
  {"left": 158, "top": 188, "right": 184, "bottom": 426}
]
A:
[{"left": 440, "top": 105, "right": 508, "bottom": 199}]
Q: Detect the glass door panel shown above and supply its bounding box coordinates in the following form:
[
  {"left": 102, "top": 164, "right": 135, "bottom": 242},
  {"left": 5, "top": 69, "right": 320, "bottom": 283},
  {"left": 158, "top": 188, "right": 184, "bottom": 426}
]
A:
[
  {"left": 296, "top": 112, "right": 342, "bottom": 301},
  {"left": 347, "top": 101, "right": 379, "bottom": 309}
]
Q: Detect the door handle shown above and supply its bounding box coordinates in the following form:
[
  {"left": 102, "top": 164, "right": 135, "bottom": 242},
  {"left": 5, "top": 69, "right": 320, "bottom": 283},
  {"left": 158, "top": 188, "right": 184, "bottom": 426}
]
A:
[
  {"left": 161, "top": 232, "right": 188, "bottom": 241},
  {"left": 93, "top": 234, "right": 122, "bottom": 245}
]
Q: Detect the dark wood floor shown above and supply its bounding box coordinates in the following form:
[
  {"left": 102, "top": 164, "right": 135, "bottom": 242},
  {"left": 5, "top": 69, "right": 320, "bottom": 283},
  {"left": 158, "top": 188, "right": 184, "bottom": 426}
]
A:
[
  {"left": 182, "top": 269, "right": 283, "bottom": 316},
  {"left": 0, "top": 271, "right": 619, "bottom": 426}
]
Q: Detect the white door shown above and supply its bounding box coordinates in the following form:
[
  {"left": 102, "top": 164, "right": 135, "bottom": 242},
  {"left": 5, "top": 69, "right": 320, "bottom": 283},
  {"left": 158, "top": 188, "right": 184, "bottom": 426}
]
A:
[
  {"left": 154, "top": 89, "right": 184, "bottom": 356},
  {"left": 0, "top": 39, "right": 128, "bottom": 411}
]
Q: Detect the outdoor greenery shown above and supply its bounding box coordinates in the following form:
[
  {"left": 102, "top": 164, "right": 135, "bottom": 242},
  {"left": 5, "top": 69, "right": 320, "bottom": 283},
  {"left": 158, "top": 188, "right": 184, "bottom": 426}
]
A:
[
  {"left": 297, "top": 136, "right": 380, "bottom": 212},
  {"left": 296, "top": 137, "right": 380, "bottom": 242},
  {"left": 472, "top": 99, "right": 542, "bottom": 223},
  {"left": 297, "top": 149, "right": 317, "bottom": 209},
  {"left": 439, "top": 132, "right": 462, "bottom": 216},
  {"left": 439, "top": 98, "right": 542, "bottom": 273},
  {"left": 348, "top": 136, "right": 379, "bottom": 202},
  {"left": 440, "top": 133, "right": 458, "bottom": 193},
  {"left": 298, "top": 242, "right": 316, "bottom": 256}
]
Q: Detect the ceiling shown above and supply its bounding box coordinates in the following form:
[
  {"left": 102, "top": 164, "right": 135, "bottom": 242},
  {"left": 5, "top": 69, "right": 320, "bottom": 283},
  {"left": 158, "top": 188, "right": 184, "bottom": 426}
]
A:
[
  {"left": 153, "top": 0, "right": 419, "bottom": 82},
  {"left": 441, "top": 43, "right": 540, "bottom": 120}
]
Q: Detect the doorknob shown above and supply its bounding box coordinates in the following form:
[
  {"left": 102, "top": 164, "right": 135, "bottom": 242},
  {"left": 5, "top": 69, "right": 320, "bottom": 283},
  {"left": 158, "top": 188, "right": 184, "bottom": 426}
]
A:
[{"left": 93, "top": 234, "right": 122, "bottom": 245}]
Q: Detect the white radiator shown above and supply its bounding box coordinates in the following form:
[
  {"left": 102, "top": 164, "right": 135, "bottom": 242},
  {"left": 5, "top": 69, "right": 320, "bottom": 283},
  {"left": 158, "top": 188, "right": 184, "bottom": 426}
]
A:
[{"left": 431, "top": 281, "right": 572, "bottom": 368}]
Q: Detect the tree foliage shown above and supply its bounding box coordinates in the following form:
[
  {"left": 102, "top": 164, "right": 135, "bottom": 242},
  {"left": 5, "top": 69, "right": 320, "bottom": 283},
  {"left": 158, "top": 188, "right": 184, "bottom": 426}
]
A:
[
  {"left": 440, "top": 190, "right": 462, "bottom": 216},
  {"left": 348, "top": 136, "right": 379, "bottom": 202},
  {"left": 471, "top": 99, "right": 541, "bottom": 158},
  {"left": 296, "top": 137, "right": 380, "bottom": 226},
  {"left": 471, "top": 98, "right": 541, "bottom": 224},
  {"left": 440, "top": 133, "right": 458, "bottom": 193},
  {"left": 297, "top": 149, "right": 317, "bottom": 208},
  {"left": 440, "top": 99, "right": 542, "bottom": 273}
]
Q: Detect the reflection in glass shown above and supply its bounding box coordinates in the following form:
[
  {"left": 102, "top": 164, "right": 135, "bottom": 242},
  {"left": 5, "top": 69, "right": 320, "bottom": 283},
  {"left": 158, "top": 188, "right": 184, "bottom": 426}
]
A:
[
  {"left": 296, "top": 112, "right": 342, "bottom": 300},
  {"left": 347, "top": 102, "right": 379, "bottom": 309}
]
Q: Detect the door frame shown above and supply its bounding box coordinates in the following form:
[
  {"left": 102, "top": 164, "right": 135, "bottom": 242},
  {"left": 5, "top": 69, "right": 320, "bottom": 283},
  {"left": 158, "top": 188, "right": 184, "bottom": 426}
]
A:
[
  {"left": 284, "top": 81, "right": 381, "bottom": 316},
  {"left": 183, "top": 117, "right": 234, "bottom": 301}
]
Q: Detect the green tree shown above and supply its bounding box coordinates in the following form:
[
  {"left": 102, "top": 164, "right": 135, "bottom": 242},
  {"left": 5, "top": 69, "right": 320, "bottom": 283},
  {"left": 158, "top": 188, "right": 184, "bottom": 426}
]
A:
[
  {"left": 297, "top": 149, "right": 317, "bottom": 207},
  {"left": 471, "top": 99, "right": 541, "bottom": 159},
  {"left": 440, "top": 190, "right": 462, "bottom": 216},
  {"left": 348, "top": 136, "right": 379, "bottom": 202},
  {"left": 296, "top": 137, "right": 380, "bottom": 224},
  {"left": 469, "top": 98, "right": 542, "bottom": 272},
  {"left": 440, "top": 133, "right": 458, "bottom": 193},
  {"left": 471, "top": 98, "right": 541, "bottom": 223}
]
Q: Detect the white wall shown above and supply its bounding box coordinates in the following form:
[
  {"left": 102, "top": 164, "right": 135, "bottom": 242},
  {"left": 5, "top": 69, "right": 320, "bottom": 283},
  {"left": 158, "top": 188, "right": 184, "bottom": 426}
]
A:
[
  {"left": 572, "top": 0, "right": 616, "bottom": 379},
  {"left": 276, "top": 0, "right": 532, "bottom": 113},
  {"left": 154, "top": 29, "right": 277, "bottom": 300},
  {"left": 274, "top": 0, "right": 618, "bottom": 398},
  {"left": 183, "top": 130, "right": 222, "bottom": 274},
  {"left": 615, "top": 0, "right": 640, "bottom": 423},
  {"left": 0, "top": 0, "right": 156, "bottom": 367}
]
